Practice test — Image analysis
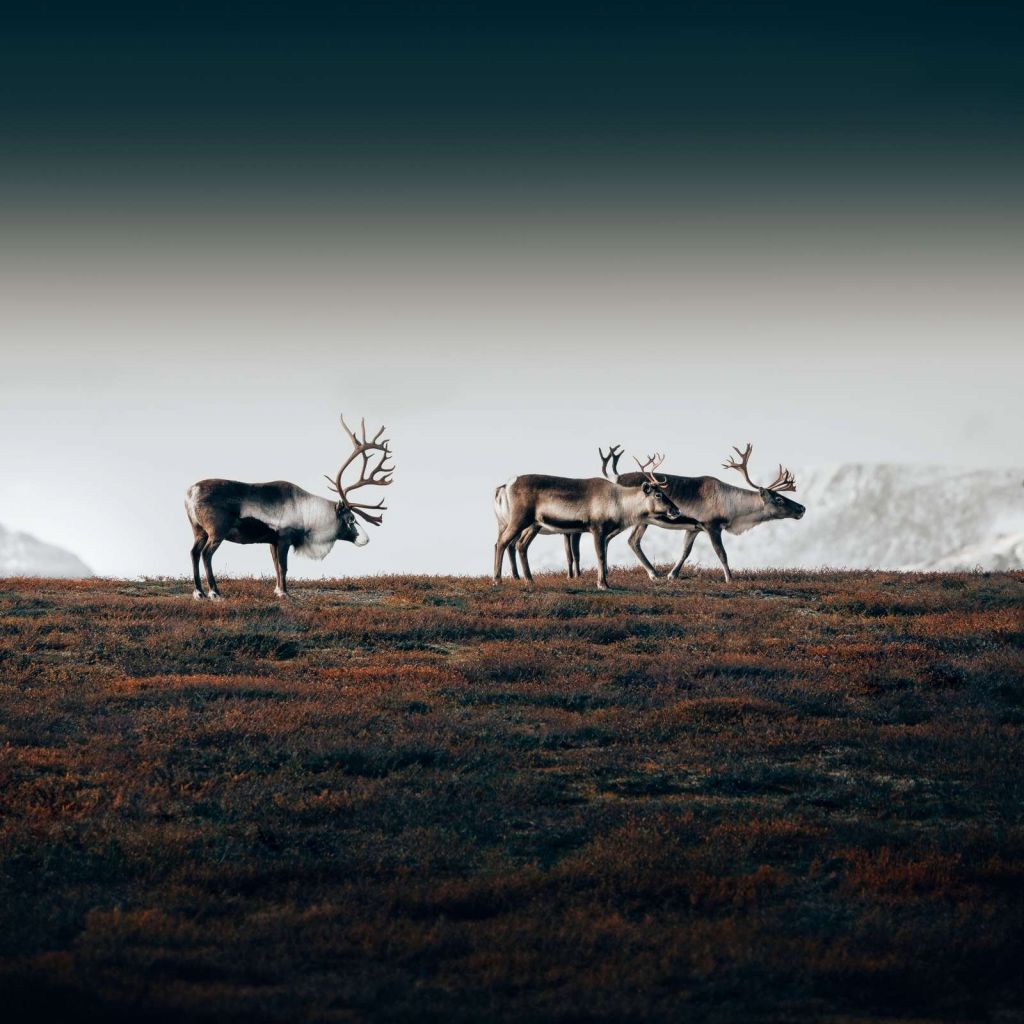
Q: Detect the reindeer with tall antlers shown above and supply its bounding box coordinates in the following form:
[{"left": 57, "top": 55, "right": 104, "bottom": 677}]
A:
[
  {"left": 601, "top": 442, "right": 804, "bottom": 582},
  {"left": 494, "top": 453, "right": 682, "bottom": 590},
  {"left": 184, "top": 415, "right": 394, "bottom": 599}
]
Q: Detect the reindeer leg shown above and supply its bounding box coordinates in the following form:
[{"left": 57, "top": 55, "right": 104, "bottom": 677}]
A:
[
  {"left": 591, "top": 527, "right": 613, "bottom": 591},
  {"left": 278, "top": 544, "right": 290, "bottom": 596},
  {"left": 507, "top": 541, "right": 521, "bottom": 580},
  {"left": 201, "top": 537, "right": 224, "bottom": 599},
  {"left": 706, "top": 524, "right": 733, "bottom": 583},
  {"left": 494, "top": 521, "right": 527, "bottom": 582},
  {"left": 627, "top": 524, "right": 660, "bottom": 580},
  {"left": 570, "top": 533, "right": 581, "bottom": 578},
  {"left": 190, "top": 528, "right": 208, "bottom": 599},
  {"left": 516, "top": 525, "right": 541, "bottom": 583},
  {"left": 269, "top": 544, "right": 281, "bottom": 594},
  {"left": 562, "top": 534, "right": 574, "bottom": 578},
  {"left": 271, "top": 542, "right": 290, "bottom": 598},
  {"left": 666, "top": 529, "right": 699, "bottom": 580}
]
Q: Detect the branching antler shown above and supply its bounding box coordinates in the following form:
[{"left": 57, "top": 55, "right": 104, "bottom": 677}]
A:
[
  {"left": 766, "top": 464, "right": 797, "bottom": 493},
  {"left": 722, "top": 443, "right": 797, "bottom": 492},
  {"left": 598, "top": 444, "right": 624, "bottom": 480},
  {"left": 324, "top": 414, "right": 395, "bottom": 525},
  {"left": 633, "top": 453, "right": 668, "bottom": 487},
  {"left": 722, "top": 443, "right": 757, "bottom": 489}
]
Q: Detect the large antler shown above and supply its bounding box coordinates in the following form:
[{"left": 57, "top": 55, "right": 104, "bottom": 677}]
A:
[
  {"left": 722, "top": 443, "right": 797, "bottom": 492},
  {"left": 324, "top": 414, "right": 395, "bottom": 525},
  {"left": 598, "top": 443, "right": 624, "bottom": 480},
  {"left": 633, "top": 453, "right": 668, "bottom": 487},
  {"left": 765, "top": 464, "right": 797, "bottom": 493},
  {"left": 722, "top": 443, "right": 758, "bottom": 489}
]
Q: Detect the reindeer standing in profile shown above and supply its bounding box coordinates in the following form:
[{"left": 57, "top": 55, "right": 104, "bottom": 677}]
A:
[
  {"left": 493, "top": 454, "right": 682, "bottom": 590},
  {"left": 493, "top": 445, "right": 626, "bottom": 580},
  {"left": 603, "top": 442, "right": 805, "bottom": 581},
  {"left": 185, "top": 415, "right": 394, "bottom": 599}
]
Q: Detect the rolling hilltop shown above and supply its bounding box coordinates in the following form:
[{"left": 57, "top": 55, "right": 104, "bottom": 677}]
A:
[{"left": 1, "top": 570, "right": 1022, "bottom": 1022}]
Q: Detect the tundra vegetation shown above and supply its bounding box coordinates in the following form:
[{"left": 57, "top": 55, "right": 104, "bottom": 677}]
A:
[{"left": 0, "top": 570, "right": 1022, "bottom": 1023}]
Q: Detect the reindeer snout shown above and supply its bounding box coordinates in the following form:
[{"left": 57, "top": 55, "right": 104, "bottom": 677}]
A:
[{"left": 794, "top": 505, "right": 806, "bottom": 519}]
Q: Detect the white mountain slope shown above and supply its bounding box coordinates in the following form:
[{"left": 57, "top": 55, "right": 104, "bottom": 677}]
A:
[
  {"left": 530, "top": 465, "right": 1024, "bottom": 573},
  {"left": 0, "top": 523, "right": 93, "bottom": 578},
  {"left": 919, "top": 532, "right": 1024, "bottom": 573}
]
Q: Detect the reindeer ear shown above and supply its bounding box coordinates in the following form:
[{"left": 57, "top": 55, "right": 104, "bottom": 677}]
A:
[{"left": 642, "top": 482, "right": 653, "bottom": 494}]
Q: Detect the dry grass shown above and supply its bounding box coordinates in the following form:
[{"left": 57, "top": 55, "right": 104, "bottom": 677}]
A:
[{"left": 1, "top": 568, "right": 1022, "bottom": 1023}]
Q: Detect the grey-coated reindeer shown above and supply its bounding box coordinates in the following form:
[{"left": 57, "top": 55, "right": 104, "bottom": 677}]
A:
[
  {"left": 492, "top": 445, "right": 632, "bottom": 580},
  {"left": 602, "top": 442, "right": 805, "bottom": 581},
  {"left": 494, "top": 454, "right": 682, "bottom": 590}
]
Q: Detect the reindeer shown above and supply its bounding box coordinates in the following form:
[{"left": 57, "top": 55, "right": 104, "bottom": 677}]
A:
[
  {"left": 185, "top": 415, "right": 394, "bottom": 599},
  {"left": 492, "top": 500, "right": 582, "bottom": 580},
  {"left": 602, "top": 442, "right": 804, "bottom": 582},
  {"left": 493, "top": 444, "right": 625, "bottom": 580},
  {"left": 494, "top": 455, "right": 682, "bottom": 590}
]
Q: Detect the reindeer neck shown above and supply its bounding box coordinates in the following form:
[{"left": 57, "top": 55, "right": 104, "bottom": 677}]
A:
[
  {"left": 616, "top": 483, "right": 660, "bottom": 524},
  {"left": 725, "top": 481, "right": 766, "bottom": 514},
  {"left": 717, "top": 480, "right": 772, "bottom": 532}
]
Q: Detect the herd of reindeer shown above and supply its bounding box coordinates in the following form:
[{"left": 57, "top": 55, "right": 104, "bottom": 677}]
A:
[{"left": 185, "top": 415, "right": 805, "bottom": 599}]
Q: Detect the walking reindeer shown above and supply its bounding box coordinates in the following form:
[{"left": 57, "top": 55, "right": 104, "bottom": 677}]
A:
[
  {"left": 602, "top": 442, "right": 805, "bottom": 581},
  {"left": 492, "top": 444, "right": 630, "bottom": 580},
  {"left": 494, "top": 455, "right": 682, "bottom": 590},
  {"left": 185, "top": 415, "right": 394, "bottom": 599}
]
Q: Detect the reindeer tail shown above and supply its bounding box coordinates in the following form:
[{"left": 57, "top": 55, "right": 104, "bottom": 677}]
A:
[{"left": 493, "top": 482, "right": 510, "bottom": 526}]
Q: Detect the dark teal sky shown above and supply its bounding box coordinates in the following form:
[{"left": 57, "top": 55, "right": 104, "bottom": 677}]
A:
[{"left": 3, "top": 1, "right": 1022, "bottom": 202}]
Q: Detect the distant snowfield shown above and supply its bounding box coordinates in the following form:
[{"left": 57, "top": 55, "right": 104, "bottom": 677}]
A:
[
  {"left": 917, "top": 532, "right": 1024, "bottom": 573},
  {"left": 531, "top": 464, "right": 1024, "bottom": 574},
  {"left": 0, "top": 523, "right": 92, "bottom": 578}
]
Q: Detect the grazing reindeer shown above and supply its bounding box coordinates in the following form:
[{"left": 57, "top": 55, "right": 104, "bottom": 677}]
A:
[
  {"left": 604, "top": 442, "right": 804, "bottom": 582},
  {"left": 185, "top": 415, "right": 394, "bottom": 600},
  {"left": 494, "top": 455, "right": 682, "bottom": 590},
  {"left": 493, "top": 444, "right": 625, "bottom": 580}
]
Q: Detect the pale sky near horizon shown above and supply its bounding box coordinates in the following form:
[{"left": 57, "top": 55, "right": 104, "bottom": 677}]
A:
[{"left": 2, "top": 205, "right": 1022, "bottom": 579}]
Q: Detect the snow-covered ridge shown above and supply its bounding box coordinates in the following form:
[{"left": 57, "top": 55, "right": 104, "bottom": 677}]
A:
[
  {"left": 0, "top": 523, "right": 92, "bottom": 578},
  {"left": 533, "top": 464, "right": 1024, "bottom": 572}
]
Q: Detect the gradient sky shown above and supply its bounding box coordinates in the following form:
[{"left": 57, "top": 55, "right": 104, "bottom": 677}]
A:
[{"left": 2, "top": 2, "right": 1022, "bottom": 578}]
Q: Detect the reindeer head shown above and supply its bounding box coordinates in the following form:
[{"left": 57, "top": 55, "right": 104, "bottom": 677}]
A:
[
  {"left": 633, "top": 454, "right": 682, "bottom": 520},
  {"left": 723, "top": 443, "right": 805, "bottom": 520},
  {"left": 325, "top": 415, "right": 396, "bottom": 546}
]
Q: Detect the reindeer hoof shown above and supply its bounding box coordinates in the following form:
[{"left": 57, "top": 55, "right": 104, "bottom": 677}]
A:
[
  {"left": 192, "top": 589, "right": 206, "bottom": 600},
  {"left": 208, "top": 592, "right": 224, "bottom": 601},
  {"left": 274, "top": 589, "right": 289, "bottom": 599}
]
